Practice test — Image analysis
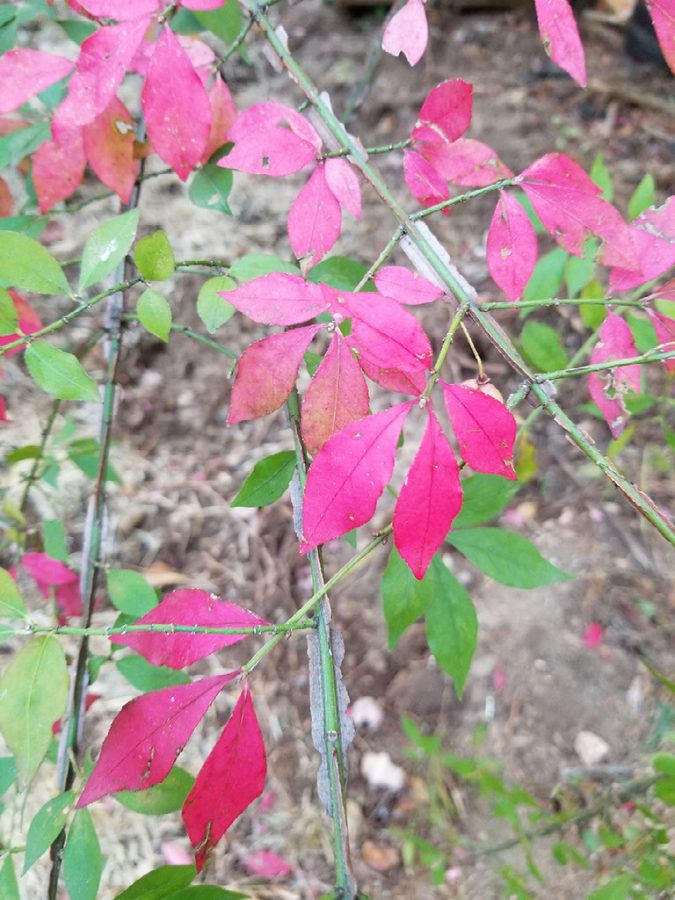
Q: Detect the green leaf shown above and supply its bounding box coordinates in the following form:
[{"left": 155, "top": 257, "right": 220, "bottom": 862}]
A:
[
  {"left": 137, "top": 289, "right": 172, "bottom": 342},
  {"left": 0, "top": 288, "right": 18, "bottom": 335},
  {"left": 115, "top": 865, "right": 196, "bottom": 900},
  {"left": 194, "top": 0, "right": 242, "bottom": 44},
  {"left": 520, "top": 321, "right": 568, "bottom": 372},
  {"left": 0, "top": 123, "right": 50, "bottom": 170},
  {"left": 0, "top": 756, "right": 17, "bottom": 796},
  {"left": 0, "top": 567, "right": 26, "bottom": 619},
  {"left": 626, "top": 311, "right": 657, "bottom": 353},
  {"left": 79, "top": 209, "right": 140, "bottom": 291},
  {"left": 231, "top": 451, "right": 296, "bottom": 508},
  {"left": 0, "top": 635, "right": 69, "bottom": 783},
  {"left": 57, "top": 17, "right": 97, "bottom": 43},
  {"left": 0, "top": 231, "right": 69, "bottom": 294},
  {"left": 188, "top": 164, "right": 233, "bottom": 214},
  {"left": 116, "top": 654, "right": 190, "bottom": 692},
  {"left": 167, "top": 888, "right": 250, "bottom": 899},
  {"left": 565, "top": 241, "right": 596, "bottom": 298},
  {"left": 453, "top": 474, "right": 520, "bottom": 529},
  {"left": 522, "top": 248, "right": 567, "bottom": 305},
  {"left": 63, "top": 808, "right": 103, "bottom": 900},
  {"left": 381, "top": 548, "right": 426, "bottom": 649},
  {"left": 628, "top": 173, "right": 655, "bottom": 220},
  {"left": 229, "top": 254, "right": 298, "bottom": 281},
  {"left": 106, "top": 569, "right": 157, "bottom": 617},
  {"left": 589, "top": 153, "right": 613, "bottom": 202},
  {"left": 115, "top": 766, "right": 193, "bottom": 815},
  {"left": 652, "top": 754, "right": 675, "bottom": 804},
  {"left": 25, "top": 342, "right": 99, "bottom": 401},
  {"left": 134, "top": 230, "right": 175, "bottom": 282},
  {"left": 447, "top": 528, "right": 573, "bottom": 588},
  {"left": 423, "top": 557, "right": 477, "bottom": 698},
  {"left": 43, "top": 519, "right": 68, "bottom": 561},
  {"left": 0, "top": 857, "right": 19, "bottom": 900},
  {"left": 652, "top": 753, "right": 675, "bottom": 777},
  {"left": 579, "top": 279, "right": 607, "bottom": 329},
  {"left": 197, "top": 276, "right": 236, "bottom": 333},
  {"left": 23, "top": 790, "right": 75, "bottom": 872},
  {"left": 308, "top": 256, "right": 375, "bottom": 291},
  {"left": 68, "top": 449, "right": 121, "bottom": 483},
  {"left": 587, "top": 874, "right": 633, "bottom": 900}
]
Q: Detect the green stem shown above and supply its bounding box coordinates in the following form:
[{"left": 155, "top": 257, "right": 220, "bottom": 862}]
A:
[
  {"left": 19, "top": 400, "right": 61, "bottom": 512},
  {"left": 0, "top": 279, "right": 143, "bottom": 357},
  {"left": 482, "top": 297, "right": 649, "bottom": 311},
  {"left": 324, "top": 139, "right": 412, "bottom": 160},
  {"left": 242, "top": 0, "right": 675, "bottom": 547},
  {"left": 410, "top": 178, "right": 517, "bottom": 220},
  {"left": 123, "top": 315, "right": 238, "bottom": 358},
  {"left": 537, "top": 348, "right": 675, "bottom": 382},
  {"left": 16, "top": 621, "right": 313, "bottom": 638},
  {"left": 60, "top": 169, "right": 172, "bottom": 215},
  {"left": 174, "top": 258, "right": 231, "bottom": 270},
  {"left": 421, "top": 301, "right": 471, "bottom": 401}
]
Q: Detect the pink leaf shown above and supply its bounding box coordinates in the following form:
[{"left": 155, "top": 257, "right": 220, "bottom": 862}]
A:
[
  {"left": 393, "top": 408, "right": 462, "bottom": 579},
  {"left": 33, "top": 129, "right": 86, "bottom": 214},
  {"left": 520, "top": 154, "right": 638, "bottom": 271},
  {"left": 486, "top": 191, "right": 538, "bottom": 301},
  {"left": 242, "top": 850, "right": 293, "bottom": 879},
  {"left": 301, "top": 402, "right": 413, "bottom": 552},
  {"left": 202, "top": 75, "right": 237, "bottom": 163},
  {"left": 83, "top": 97, "right": 139, "bottom": 204},
  {"left": 225, "top": 273, "right": 330, "bottom": 325},
  {"left": 341, "top": 291, "right": 433, "bottom": 395},
  {"left": 142, "top": 28, "right": 211, "bottom": 180},
  {"left": 74, "top": 0, "right": 160, "bottom": 18},
  {"left": 442, "top": 382, "right": 517, "bottom": 479},
  {"left": 301, "top": 333, "right": 370, "bottom": 455},
  {"left": 412, "top": 79, "right": 473, "bottom": 145},
  {"left": 374, "top": 266, "right": 443, "bottom": 305},
  {"left": 183, "top": 685, "right": 266, "bottom": 872},
  {"left": 381, "top": 0, "right": 429, "bottom": 66},
  {"left": 646, "top": 0, "right": 675, "bottom": 73},
  {"left": 0, "top": 397, "right": 7, "bottom": 424},
  {"left": 583, "top": 622, "right": 604, "bottom": 649},
  {"left": 52, "top": 19, "right": 149, "bottom": 137},
  {"left": 609, "top": 198, "right": 675, "bottom": 292},
  {"left": 77, "top": 673, "right": 237, "bottom": 806},
  {"left": 403, "top": 149, "right": 450, "bottom": 208},
  {"left": 534, "top": 0, "right": 587, "bottom": 86},
  {"left": 652, "top": 278, "right": 675, "bottom": 303},
  {"left": 0, "top": 292, "right": 43, "bottom": 356},
  {"left": 228, "top": 325, "right": 322, "bottom": 424},
  {"left": 288, "top": 165, "right": 342, "bottom": 267},
  {"left": 22, "top": 552, "right": 78, "bottom": 593},
  {"left": 224, "top": 102, "right": 321, "bottom": 177},
  {"left": 182, "top": 0, "right": 225, "bottom": 9},
  {"left": 324, "top": 158, "right": 362, "bottom": 219},
  {"left": 0, "top": 50, "right": 75, "bottom": 115},
  {"left": 419, "top": 138, "right": 513, "bottom": 188},
  {"left": 588, "top": 313, "right": 641, "bottom": 438},
  {"left": 649, "top": 310, "right": 675, "bottom": 374},
  {"left": 112, "top": 589, "right": 269, "bottom": 668}
]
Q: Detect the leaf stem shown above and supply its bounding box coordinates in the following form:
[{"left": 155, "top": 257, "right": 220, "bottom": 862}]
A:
[
  {"left": 410, "top": 178, "right": 517, "bottom": 220},
  {"left": 324, "top": 139, "right": 412, "bottom": 160},
  {"left": 13, "top": 621, "right": 314, "bottom": 638},
  {"left": 482, "top": 296, "right": 649, "bottom": 311},
  {"left": 123, "top": 315, "right": 239, "bottom": 359},
  {"left": 535, "top": 347, "right": 675, "bottom": 382}
]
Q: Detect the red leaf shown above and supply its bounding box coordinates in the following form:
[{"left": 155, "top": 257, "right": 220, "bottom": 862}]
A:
[
  {"left": 486, "top": 191, "right": 538, "bottom": 302},
  {"left": 609, "top": 198, "right": 675, "bottom": 292},
  {"left": 77, "top": 673, "right": 237, "bottom": 807},
  {"left": 0, "top": 397, "right": 7, "bottom": 424},
  {"left": 646, "top": 0, "right": 675, "bottom": 73},
  {"left": 419, "top": 138, "right": 513, "bottom": 188},
  {"left": 0, "top": 176, "right": 12, "bottom": 217},
  {"left": 374, "top": 266, "right": 443, "bottom": 306},
  {"left": 224, "top": 101, "right": 321, "bottom": 177},
  {"left": 442, "top": 382, "right": 517, "bottom": 479},
  {"left": 112, "top": 589, "right": 269, "bottom": 668},
  {"left": 83, "top": 96, "right": 139, "bottom": 204},
  {"left": 22, "top": 552, "right": 78, "bottom": 592},
  {"left": 381, "top": 0, "right": 429, "bottom": 66},
  {"left": 583, "top": 622, "right": 604, "bottom": 649},
  {"left": 242, "top": 850, "right": 293, "bottom": 879},
  {"left": 588, "top": 313, "right": 641, "bottom": 438},
  {"left": 225, "top": 273, "right": 330, "bottom": 325},
  {"left": 412, "top": 79, "right": 473, "bottom": 145},
  {"left": 0, "top": 292, "right": 43, "bottom": 356},
  {"left": 324, "top": 158, "right": 362, "bottom": 219},
  {"left": 403, "top": 149, "right": 450, "bottom": 208},
  {"left": 534, "top": 0, "right": 587, "bottom": 86},
  {"left": 341, "top": 291, "right": 433, "bottom": 395},
  {"left": 0, "top": 50, "right": 75, "bottom": 115},
  {"left": 301, "top": 333, "right": 370, "bottom": 454},
  {"left": 288, "top": 165, "right": 342, "bottom": 268},
  {"left": 202, "top": 75, "right": 237, "bottom": 163},
  {"left": 183, "top": 685, "right": 266, "bottom": 872},
  {"left": 142, "top": 28, "right": 211, "bottom": 180},
  {"left": 649, "top": 310, "right": 675, "bottom": 374},
  {"left": 393, "top": 408, "right": 462, "bottom": 579},
  {"left": 33, "top": 128, "right": 86, "bottom": 214},
  {"left": 301, "top": 402, "right": 413, "bottom": 552},
  {"left": 228, "top": 324, "right": 322, "bottom": 424},
  {"left": 74, "top": 0, "right": 160, "bottom": 18},
  {"left": 52, "top": 19, "right": 149, "bottom": 137},
  {"left": 520, "top": 154, "right": 638, "bottom": 271}
]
